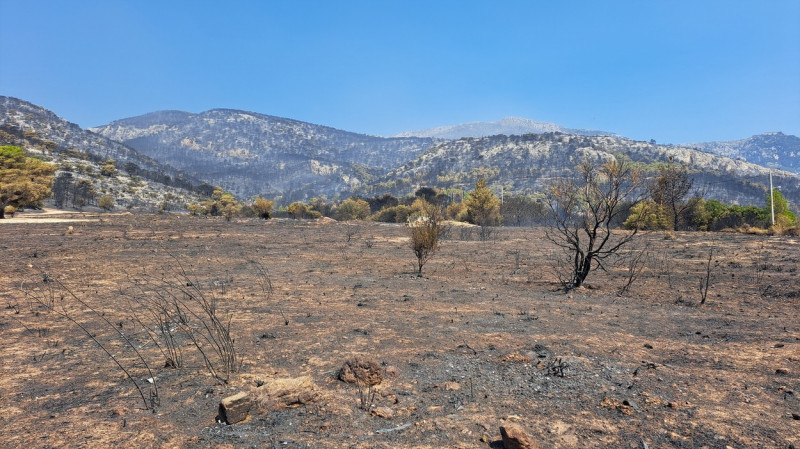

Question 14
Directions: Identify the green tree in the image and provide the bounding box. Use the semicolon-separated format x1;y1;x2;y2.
334;198;371;221
193;187;242;219
650;161;693;231
71;179;96;209
445;200;468;222
287;202;307;219
371;204;412;223
465;178;501;227
253;197;274;219
768;188;796;228
100;159;117;177
308;197;333;217
98;194;115;211
623;200;668;230
0;145;57;218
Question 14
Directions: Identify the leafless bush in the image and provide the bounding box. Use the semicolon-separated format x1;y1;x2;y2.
478;225;495;242
545;357;569;377
618;250;648;296
19;272;159;410
699;249;713;305
544;158;644;290
251;259;287;325
509;250;522;275
458;227;474;241
358;382;377;411
340;224;363;261
126;254;242;383
659;250;674;289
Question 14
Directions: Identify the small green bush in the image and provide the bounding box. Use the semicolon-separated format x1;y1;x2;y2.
371;205;412;223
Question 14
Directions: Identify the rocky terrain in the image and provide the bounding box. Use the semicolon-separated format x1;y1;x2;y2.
91;109;436;201
0;214;798;448
687;132;800;177
375;133;800;206
91;107;800;207
0;96;204;212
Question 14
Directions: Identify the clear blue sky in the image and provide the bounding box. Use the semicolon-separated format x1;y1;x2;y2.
1;1;798;143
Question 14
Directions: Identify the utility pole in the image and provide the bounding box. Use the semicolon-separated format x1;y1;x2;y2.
769;170;775;226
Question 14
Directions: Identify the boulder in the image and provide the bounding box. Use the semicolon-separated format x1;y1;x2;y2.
255;376;318;411
500;423;539;449
218;391;251;424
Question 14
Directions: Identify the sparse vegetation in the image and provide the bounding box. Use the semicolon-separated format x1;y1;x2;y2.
408;198;445;275
3;214;799;448
287;201;321;219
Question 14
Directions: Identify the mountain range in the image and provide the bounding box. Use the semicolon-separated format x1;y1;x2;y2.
91;109;435;202
370;133;799;207
2;95;798;211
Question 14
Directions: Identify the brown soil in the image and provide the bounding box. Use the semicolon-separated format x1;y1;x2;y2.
1;214;798;448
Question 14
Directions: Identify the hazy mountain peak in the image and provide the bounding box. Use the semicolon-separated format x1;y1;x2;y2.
394;117;617;139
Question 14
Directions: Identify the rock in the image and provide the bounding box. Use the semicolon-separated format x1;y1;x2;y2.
792;412;800;420
601;397;634;415
502;352;533;363
444;381;461;391
338;357;383;386
218;391;251;424
500;423;539;449
371;406;394;419
643;343;653;349
775;368;790;375
254;376;318;411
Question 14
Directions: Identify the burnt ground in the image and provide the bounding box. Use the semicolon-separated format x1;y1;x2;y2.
0;213;798;448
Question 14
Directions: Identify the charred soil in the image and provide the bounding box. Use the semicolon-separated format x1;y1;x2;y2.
1;214;798;448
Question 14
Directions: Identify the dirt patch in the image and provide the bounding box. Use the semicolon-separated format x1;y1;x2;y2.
1;214;798;448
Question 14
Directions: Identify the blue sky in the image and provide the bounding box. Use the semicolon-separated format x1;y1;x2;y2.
1;1;798;143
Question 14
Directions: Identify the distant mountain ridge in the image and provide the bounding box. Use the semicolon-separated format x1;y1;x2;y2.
4;96;799;211
91;109;437;201
366;133;800;207
394;117;620;139
687;132;800;176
